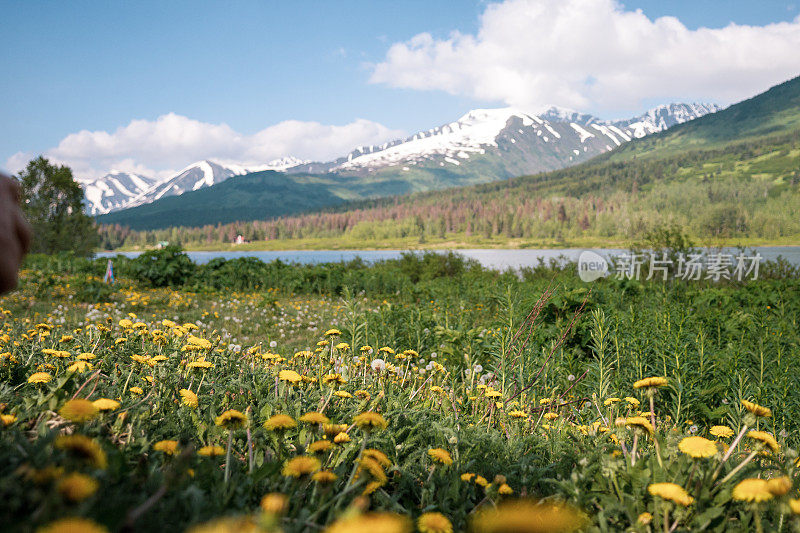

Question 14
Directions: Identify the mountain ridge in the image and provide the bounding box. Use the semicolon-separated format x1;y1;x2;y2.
84;157;308;214
91;102;717;220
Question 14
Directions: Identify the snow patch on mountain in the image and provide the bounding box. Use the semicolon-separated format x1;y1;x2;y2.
332;102;719;173
83;156;309;214
83;172;158;215
334;108;539;171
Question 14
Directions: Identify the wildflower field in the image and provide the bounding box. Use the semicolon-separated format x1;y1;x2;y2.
1;250;799;532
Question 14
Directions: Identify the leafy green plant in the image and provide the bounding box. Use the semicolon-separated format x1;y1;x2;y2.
129;245;196;287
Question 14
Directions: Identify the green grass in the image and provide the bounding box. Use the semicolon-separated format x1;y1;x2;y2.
1;252;800;531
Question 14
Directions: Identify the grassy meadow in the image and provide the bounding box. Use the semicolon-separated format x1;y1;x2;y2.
1;250;800;532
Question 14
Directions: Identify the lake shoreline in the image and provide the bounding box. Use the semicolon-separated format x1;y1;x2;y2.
96;246;800;269
100;237;800;254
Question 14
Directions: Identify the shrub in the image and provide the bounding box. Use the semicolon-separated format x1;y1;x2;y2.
129;245;195;287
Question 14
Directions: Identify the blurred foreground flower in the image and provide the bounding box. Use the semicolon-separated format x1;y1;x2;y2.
470;500;586;532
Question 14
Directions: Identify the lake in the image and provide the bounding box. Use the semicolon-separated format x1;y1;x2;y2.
96;247;800;270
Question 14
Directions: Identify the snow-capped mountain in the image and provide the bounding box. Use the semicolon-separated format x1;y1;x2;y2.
126;160;245;208
612;103;722;137
84;157;309;214
326;103;720;175
83;172;158;215
86;103;718;215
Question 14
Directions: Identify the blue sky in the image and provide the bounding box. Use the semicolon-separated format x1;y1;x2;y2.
2;0;799;179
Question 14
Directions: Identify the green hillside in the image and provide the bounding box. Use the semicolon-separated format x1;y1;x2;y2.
611;75;800;159
97;172;350;231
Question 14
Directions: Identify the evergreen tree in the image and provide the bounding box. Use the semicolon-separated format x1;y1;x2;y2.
17;156;98;255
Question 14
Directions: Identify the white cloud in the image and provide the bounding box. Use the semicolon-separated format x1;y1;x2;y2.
5;113;403;181
370;0;800;114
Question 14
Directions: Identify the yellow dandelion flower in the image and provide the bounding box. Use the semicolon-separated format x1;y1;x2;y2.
186;517;257;533
323;373;346;385
312;470;338;484
418;512;452;533
278;369;302;384
264;414;297;431
28;372;52;384
309;440;334;453
742;400;772;418
789;499;800;515
633;376;668;389
92;398;120;411
461;473;476;482
648;483;694;506
179;389;198;408
129;386;144;395
260;493;288;514
325;512;411;533
498;483;514;495
638;512;653;525
471;500;586;533
130;354;152;365
299;411;330;425
427;448;453;466
282;455;321;477
324;328;341;336
55;435;107;469
215;409;247;429
362;480;386;495
38;518;108;533
363;449;392;468
624;397;641;407
57;472;99;502
732;478;773;502
678;436;717;458
474;475;489;487
356;457;387;483
198;445;225;457
59;399;99;423
153;440;179;455
766;476;792;496
333;432;351;444
323;423;348;439
187;335;212;349
543;412;559;420
710;425;734;438
1;414;17;426
625;416;654;435
67;360;93;373
354;411;388;431
747;430;780;452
